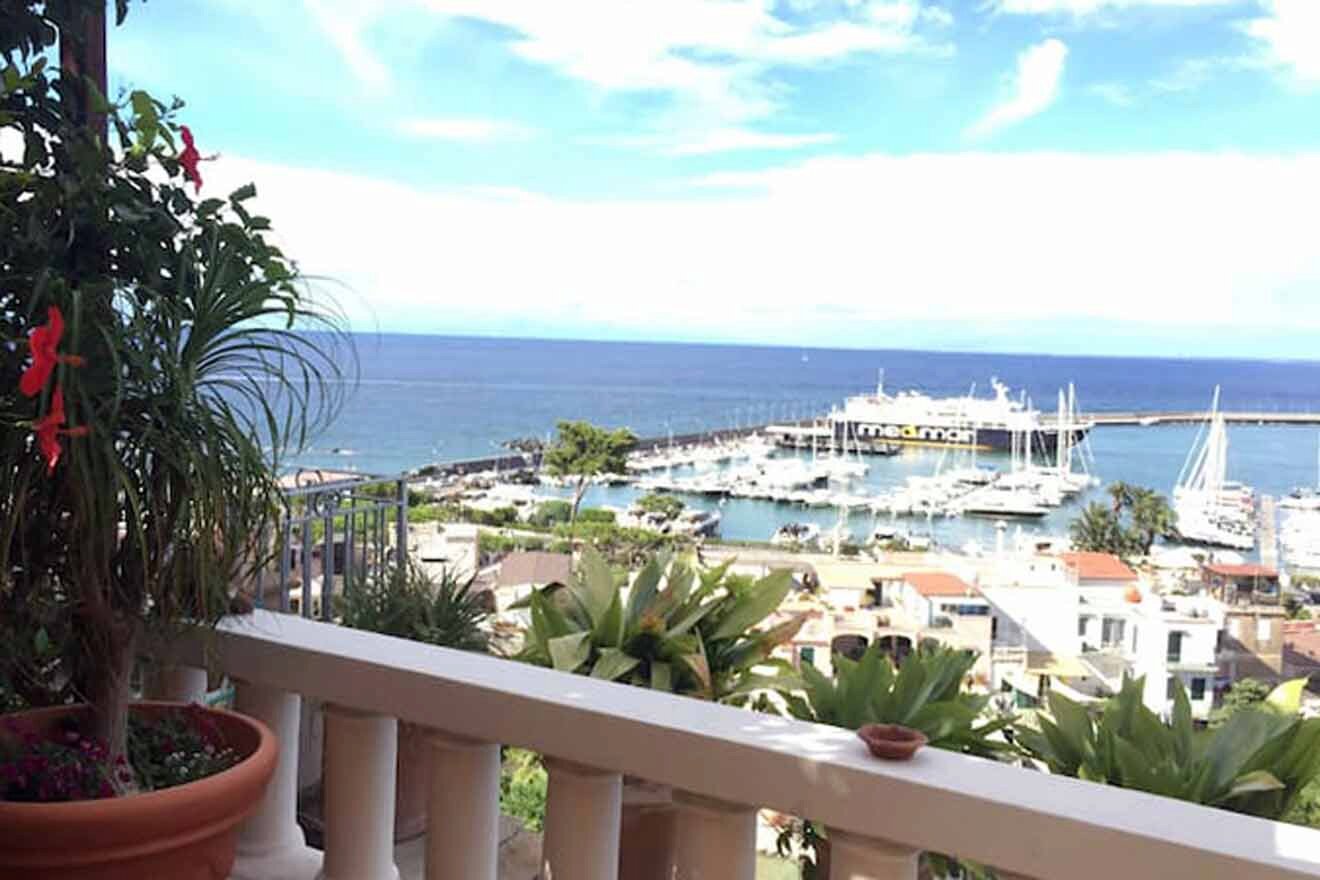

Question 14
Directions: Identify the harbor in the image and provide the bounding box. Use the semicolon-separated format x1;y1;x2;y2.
390;377;1320;569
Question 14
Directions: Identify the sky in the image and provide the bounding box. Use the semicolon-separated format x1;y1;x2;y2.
102;0;1320;358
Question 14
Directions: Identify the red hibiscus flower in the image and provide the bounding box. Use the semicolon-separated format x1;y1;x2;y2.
179;126;203;193
33;386;89;475
20;306;83;398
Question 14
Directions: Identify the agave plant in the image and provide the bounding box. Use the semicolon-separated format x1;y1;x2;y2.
1017;676;1320;820
516;547;802;703
337;563;490;653
784;640;1013;758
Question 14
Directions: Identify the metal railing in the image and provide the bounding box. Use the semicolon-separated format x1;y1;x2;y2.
258;474;410;620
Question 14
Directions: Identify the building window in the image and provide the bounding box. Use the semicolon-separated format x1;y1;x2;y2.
1167;631;1184;663
800;646;815;668
991;616;998;640
1078;616;1089;637
1258;618;1272;642
1102;617;1125;648
1167;676;1177;701
1191;677;1206;700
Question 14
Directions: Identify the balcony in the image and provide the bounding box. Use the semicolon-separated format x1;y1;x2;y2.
157;609;1320;880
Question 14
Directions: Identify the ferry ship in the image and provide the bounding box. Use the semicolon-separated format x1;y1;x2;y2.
827;378;1090;456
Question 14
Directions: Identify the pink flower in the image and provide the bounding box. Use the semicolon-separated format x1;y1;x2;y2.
179;126;203;193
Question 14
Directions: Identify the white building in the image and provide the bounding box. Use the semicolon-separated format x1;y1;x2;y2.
983;551;1223;720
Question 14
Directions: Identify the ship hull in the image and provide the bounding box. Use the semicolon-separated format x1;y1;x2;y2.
833;421;1089;455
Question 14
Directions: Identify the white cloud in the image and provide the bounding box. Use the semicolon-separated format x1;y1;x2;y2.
202;150;1320;345
989;0;1234;14
1242;0;1320;87
668;129;839;155
423;0;950;123
966;39;1068;139
598;128;840;156
1089;82;1135;105
398;118;536;142
303;0;396;89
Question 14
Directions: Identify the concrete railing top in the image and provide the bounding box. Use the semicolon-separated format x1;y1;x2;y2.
184;610;1320;880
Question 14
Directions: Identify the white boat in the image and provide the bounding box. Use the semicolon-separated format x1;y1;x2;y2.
1172;387;1254;550
674;508;721;538
955;485;1051;519
771;522;821;547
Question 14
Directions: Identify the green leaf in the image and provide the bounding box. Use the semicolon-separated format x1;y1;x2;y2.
1220;770;1285;803
1266;679;1307;716
624;553;666;629
592;591;625;649
651;661;673;692
548;632;590;672
569;546;618;626
710;569;793;641
229;183;258;203
33;627;49;655
591;648;641;681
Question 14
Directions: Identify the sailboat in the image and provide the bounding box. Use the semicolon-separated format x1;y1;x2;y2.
1172;387;1255;550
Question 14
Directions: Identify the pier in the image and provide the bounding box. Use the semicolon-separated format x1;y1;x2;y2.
1064;411;1320;427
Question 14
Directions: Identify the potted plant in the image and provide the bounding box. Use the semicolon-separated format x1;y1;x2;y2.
0;2;346;876
334;562;491;841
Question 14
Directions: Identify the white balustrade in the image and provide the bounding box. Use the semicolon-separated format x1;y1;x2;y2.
672;791;757;880
231;682;322;880
543;758;622;880
424;731;501;880
317;704;399;880
826;828;919;880
170;611;1320;880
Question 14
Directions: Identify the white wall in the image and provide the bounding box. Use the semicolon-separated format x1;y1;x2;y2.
983;585;1081;656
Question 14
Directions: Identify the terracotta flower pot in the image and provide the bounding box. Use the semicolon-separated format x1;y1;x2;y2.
857;723;928;760
0;700;277;880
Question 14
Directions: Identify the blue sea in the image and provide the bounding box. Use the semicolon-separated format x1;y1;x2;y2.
290;334;1320;548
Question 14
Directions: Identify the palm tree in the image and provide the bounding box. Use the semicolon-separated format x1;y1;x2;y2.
1130;489;1177;555
1107;481;1138;516
1069;502;1124;554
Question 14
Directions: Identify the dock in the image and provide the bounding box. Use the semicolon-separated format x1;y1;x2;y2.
1259;495;1279;570
1066;411;1320;427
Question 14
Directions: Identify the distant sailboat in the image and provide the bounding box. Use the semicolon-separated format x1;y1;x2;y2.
1172;386;1254;550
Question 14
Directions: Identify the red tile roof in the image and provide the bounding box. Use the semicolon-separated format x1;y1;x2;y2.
1205;563;1278;578
903;571;978;598
1059;552;1136;582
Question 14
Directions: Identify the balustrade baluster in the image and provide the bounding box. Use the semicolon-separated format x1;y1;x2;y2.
672;790;757;880
542;758;622;880
826;828;920;880
318;705;399;880
424;731;501;880
231;682;322;880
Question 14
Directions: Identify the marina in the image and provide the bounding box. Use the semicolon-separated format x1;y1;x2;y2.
397;376;1320;568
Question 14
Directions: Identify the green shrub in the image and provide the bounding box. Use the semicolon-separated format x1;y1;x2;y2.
577;507;616;525
636;492;684;520
500;748;548;831
530;500;573;527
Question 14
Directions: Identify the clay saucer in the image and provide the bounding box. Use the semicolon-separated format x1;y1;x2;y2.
857;723;928;760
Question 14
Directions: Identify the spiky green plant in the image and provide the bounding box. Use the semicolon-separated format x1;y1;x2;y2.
338;563;490;654
784;640;1012;758
1017;676;1320;820
517;547;802;703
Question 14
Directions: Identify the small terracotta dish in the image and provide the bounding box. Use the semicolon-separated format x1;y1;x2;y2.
857;723;928;760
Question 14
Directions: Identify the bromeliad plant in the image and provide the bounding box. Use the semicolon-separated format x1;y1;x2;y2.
785;640;1013;758
0;0;346;779
1017;676;1320;820
517;547;803;703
